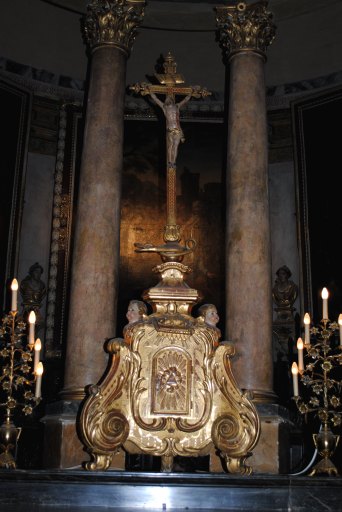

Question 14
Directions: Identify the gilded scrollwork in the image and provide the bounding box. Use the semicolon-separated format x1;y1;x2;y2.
83;0;145;55
79;348;132;468
80;261;260;473
211;345;260;473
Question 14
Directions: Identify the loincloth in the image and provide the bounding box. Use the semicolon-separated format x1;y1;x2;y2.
167;127;185;142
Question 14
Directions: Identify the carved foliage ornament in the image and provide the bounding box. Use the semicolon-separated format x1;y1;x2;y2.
215;1;276;58
83;0;146;54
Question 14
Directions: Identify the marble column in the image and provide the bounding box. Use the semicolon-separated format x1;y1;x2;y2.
215;0;276;402
42;0;145;468
215;2;294;474
63;0;145;399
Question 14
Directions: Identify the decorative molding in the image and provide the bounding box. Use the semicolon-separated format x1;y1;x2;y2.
215;1;276;60
0;70;84;103
2;57;342;114
82;0;146;55
45;105;67;358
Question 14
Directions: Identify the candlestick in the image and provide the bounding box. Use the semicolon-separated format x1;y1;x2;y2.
28;311;36;346
338;314;342;347
297;337;304;372
10;279;18;312
322;287;329;320
33;338;41;374
35;362;43;398
292;311;342;476
291;362;299;396
1;282;44;469
303;313;310;345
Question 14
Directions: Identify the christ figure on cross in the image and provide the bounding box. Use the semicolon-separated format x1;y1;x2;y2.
148;91;195;167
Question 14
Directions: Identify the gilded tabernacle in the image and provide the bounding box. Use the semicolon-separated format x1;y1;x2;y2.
79;53;260;475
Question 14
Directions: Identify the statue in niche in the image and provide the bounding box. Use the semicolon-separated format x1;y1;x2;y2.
20;262;46;332
272;265;298;322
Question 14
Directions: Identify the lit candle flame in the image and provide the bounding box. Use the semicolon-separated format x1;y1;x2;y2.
10;279;19;312
304;313;311;345
321;287;329;300
297;338;304;372
321;287;329;320
34;338;42;373
291;362;299;397
11;279;18;291
35;362;43;399
29;311;36;324
28;311;36;346
36;362;44;376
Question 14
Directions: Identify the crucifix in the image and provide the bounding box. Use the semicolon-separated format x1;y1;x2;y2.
130;52;211;258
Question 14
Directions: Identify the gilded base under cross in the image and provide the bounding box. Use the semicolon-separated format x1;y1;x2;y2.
80;262;260;474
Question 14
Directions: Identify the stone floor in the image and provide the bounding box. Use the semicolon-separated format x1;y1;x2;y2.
0;470;342;511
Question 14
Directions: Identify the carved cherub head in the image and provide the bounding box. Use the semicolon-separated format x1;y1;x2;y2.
197;303;219;327
126;300;147;324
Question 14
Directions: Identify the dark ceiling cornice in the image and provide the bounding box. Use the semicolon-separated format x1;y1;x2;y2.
42;0;223;15
41;0;339;21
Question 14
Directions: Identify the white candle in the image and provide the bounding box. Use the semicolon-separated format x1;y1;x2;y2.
291;362;299;397
304;313;311;345
28;311;36;346
338;314;342;347
322;287;329;320
297;337;304;372
34;338;41;373
11;279;18;312
35;362;43;398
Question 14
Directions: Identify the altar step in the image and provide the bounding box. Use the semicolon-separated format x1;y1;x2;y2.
0;470;341;511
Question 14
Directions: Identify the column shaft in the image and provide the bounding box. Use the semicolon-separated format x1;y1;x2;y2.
225;51;273;397
42;0;145;468
63;46;126;396
215;1;276;401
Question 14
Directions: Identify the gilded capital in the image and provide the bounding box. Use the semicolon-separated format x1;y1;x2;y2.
83;0;145;55
215;1;276;59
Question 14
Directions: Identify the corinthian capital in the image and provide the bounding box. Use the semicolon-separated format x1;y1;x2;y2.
83;0;145;55
215;1;276;60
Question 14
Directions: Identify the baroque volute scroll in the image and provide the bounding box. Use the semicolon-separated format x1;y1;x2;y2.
80;54;260;474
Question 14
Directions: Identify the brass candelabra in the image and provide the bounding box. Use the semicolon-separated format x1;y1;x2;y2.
0;279;43;468
292;289;342;476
